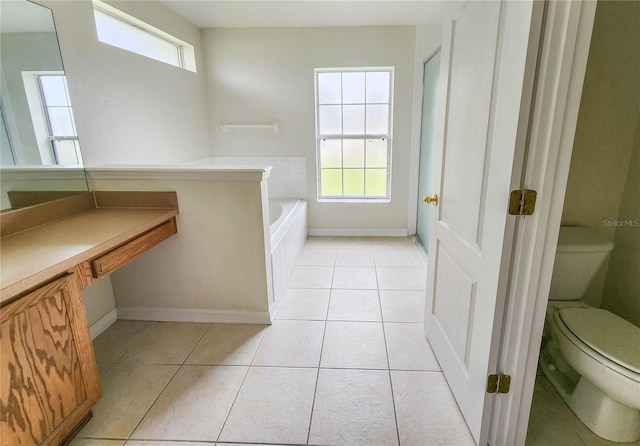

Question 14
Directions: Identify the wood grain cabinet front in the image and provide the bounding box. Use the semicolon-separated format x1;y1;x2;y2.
0;274;102;446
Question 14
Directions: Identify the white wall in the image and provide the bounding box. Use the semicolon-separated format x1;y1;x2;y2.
83;278;117;339
36;0;212;166
202;26;418;234
560;0;639;307
187;156;307;198
87;169;274;324
33;0;214;327
602;117;640;326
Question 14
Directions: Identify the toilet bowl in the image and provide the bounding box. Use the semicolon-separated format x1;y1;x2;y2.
548;306;640;442
539;226;640;442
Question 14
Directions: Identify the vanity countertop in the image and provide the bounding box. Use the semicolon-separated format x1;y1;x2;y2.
0;192;178;304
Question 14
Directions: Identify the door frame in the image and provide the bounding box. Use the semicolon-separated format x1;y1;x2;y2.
408;26;445;237
414;48;441;249
488;1;598;444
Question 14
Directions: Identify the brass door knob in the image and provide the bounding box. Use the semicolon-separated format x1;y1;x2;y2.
423;194;438;206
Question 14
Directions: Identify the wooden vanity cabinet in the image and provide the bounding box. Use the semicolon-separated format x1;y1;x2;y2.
0;191;179;445
0;273;101;446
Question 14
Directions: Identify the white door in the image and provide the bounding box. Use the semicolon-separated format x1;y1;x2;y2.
423;1;541;444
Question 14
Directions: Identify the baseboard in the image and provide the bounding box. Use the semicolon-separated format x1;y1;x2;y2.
308;228;409;237
116;306;272;324
89;308;118;339
268;300;281;322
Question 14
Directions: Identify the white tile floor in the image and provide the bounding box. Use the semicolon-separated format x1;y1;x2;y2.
71;236;476;446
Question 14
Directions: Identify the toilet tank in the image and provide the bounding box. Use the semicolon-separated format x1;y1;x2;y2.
549;227;614;300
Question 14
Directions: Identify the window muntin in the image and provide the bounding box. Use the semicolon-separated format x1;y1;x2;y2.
92;0;196;72
37;74;82;165
316;68;393;201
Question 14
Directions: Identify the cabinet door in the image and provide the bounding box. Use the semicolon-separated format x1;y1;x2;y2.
1;274;102;445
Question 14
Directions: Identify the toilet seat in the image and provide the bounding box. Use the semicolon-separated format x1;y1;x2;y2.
556;308;640;380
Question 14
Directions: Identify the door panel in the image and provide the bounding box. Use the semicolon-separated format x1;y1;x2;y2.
439;5;500;248
432;243;477;368
423;1;539;444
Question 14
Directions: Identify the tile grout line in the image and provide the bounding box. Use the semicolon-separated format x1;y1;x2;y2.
92;238;427;445
84;320;159;442
374;242;403;446
305;318;329;446
110;320;157;367
214;323;269;444
124;322;213;443
305;253;335;445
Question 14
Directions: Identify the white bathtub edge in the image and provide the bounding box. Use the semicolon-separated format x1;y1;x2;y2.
269;200;307;316
270;198;305;249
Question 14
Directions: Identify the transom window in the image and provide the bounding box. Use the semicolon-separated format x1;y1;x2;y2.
92;0;196;72
315;68;393;201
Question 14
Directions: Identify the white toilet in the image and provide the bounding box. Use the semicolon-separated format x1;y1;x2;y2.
540;226;640;443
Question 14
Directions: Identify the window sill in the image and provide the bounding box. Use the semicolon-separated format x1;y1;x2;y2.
317;198;391;204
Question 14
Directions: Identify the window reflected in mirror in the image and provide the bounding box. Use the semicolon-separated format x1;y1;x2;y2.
0;0;88;212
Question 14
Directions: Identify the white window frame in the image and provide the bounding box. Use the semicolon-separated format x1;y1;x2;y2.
92;0;196;72
36;74;82;165
22;71;84;165
315;67;394;202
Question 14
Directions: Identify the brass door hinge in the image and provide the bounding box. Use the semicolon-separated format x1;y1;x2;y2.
487;373;511;394
509;189;537;216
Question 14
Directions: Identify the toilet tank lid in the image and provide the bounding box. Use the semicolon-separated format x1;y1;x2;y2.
559;308;640;373
557;227;614;253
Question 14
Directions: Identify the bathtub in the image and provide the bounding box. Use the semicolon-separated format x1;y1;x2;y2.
268;198;307;307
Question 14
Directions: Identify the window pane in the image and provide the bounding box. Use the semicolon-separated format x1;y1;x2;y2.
343;105;364;135
366;104;389;134
365;169;388;197
344;169;365;196
52;139;81;165
320;139;342;168
366;139;388;168
48;107;76;136
40;76;69;106
318;105;342;134
315;68;393;200
318;72;341;104
95;9;181;67
321;169;342;196
342;72;365;104
366;71;390;103
343;139;364;168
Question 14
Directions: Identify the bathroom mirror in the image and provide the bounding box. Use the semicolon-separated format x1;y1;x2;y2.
0;0;88;212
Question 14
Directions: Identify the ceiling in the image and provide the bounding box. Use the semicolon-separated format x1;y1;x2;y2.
158;1;466;28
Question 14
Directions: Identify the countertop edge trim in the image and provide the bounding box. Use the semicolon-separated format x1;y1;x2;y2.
1;209;178;305
86;166;272;182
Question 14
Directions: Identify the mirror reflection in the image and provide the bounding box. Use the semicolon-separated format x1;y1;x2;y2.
1;0;88;211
